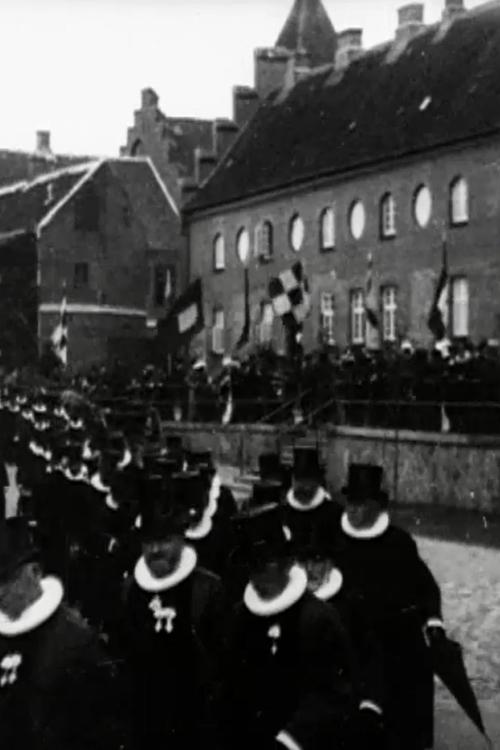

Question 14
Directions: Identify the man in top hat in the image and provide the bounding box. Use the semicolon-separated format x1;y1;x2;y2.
336;463;445;750
0;518;116;750
122;475;226;750
282;448;342;562
224;502;357;750
185;450;237;525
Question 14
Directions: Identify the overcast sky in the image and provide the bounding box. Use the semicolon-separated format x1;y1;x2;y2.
0;0;484;156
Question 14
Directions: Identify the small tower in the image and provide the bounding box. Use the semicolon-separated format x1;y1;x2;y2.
275;0;337;68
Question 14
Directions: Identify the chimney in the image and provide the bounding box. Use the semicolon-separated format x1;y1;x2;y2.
233;86;260;129
254;47;295;99
396;4;425;42
141;87;159;109
194;148;217;185
213;119;239;159
35;130;52;157
442;0;465;20
335;29;363;71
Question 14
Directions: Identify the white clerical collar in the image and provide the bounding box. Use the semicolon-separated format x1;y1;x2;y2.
69;419;84;430
0;577;63;637
185;510;213;540
244;565;308;617
341;511;390;540
89;473;111;494
64;468;88;483
134;546;197;593
314;567;343;601
286;486;330;512
207;473;221;518
117;449;132;470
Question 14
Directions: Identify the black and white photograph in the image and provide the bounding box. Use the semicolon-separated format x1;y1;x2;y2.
0;0;499;747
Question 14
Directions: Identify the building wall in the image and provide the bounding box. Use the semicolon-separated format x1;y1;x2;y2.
38;166;149;367
188;137;500;356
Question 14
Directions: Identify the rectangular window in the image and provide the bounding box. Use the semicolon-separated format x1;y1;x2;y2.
320;292;335;344
451;277;469;337
382;286;397;342
153;265;176;307
212;308;225;354
350;289;365;344
320;207;336;251
73;262;89;289
259;302;274;344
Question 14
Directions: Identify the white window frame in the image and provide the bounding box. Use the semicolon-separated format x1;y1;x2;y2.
256;221;273;261
213;234;225;271
259;303;274;344
451;277;469;338
382;286;397;342
320;207;336;251
380;193;396;238
320;292;335;344
211;308;225;353
450;177;469;226
351;290;365;344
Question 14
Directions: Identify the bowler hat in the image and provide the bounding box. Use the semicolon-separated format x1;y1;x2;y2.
0;519;39;583
342;464;388;506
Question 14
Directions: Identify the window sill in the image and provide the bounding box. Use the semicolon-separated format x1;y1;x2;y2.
380;232;397;241
319;245;335;253
449;219;469;228
213;267;226;274
258;254;274;265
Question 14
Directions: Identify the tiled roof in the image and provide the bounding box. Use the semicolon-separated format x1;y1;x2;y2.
275;0;336;67
187;2;500;213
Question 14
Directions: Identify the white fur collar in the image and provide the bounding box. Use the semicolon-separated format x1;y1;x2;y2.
185;510;213;540
314;567;343;601
22;410;34;422
286;486;330;512
341;511;390;540
64;468;88;483
8;405;20;413
244;565;308;617
0;577;63;637
33;404;47;414
89;473;110;494
117;449;132;470
134;546;197;593
207;473;221;517
106;494;119;511
69;419;84;430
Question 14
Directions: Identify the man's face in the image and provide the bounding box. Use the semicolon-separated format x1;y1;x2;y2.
250;560;290;601
346;499;381;529
293;477;319;505
143;536;184;579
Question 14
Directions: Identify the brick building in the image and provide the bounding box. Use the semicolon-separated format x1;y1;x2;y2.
184;0;500;362
0;157;183;368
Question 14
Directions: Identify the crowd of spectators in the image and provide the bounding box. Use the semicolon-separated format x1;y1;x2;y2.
5;338;500;434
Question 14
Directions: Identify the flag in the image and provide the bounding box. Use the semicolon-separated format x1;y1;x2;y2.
236;267;250;350
268;261;311;331
365;253;379;329
157;278;204;353
428;241;449;340
51;295;68;366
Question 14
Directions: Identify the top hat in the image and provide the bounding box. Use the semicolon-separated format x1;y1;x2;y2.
0;519;39;583
292;448;323;481
258;453;290;484
170;471;208;524
342;464;388;506
235;504;289;567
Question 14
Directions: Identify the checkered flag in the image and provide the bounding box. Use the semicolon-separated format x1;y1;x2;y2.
51;295;68;366
268;261;311;330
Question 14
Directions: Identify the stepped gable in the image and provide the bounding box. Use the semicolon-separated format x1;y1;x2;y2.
186;2;500;212
276;0;337;67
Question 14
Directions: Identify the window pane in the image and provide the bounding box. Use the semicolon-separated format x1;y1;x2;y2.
451;178;469;224
321;208;335;250
452;278;469;337
213;234;225;270
381;194;396;237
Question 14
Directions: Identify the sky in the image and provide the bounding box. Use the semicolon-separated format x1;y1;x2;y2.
0;0;485;156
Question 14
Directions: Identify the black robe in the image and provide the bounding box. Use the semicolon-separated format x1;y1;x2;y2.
0;599;116;750
122;564;227;750
335;521;442;750
282;491;343;560
225;589;357;750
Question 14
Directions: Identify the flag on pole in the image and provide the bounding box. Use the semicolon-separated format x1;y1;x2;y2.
157;277;204;353
364;253;379;329
236;267;250;350
268;261;311;331
428;240;449;340
51;295;68;366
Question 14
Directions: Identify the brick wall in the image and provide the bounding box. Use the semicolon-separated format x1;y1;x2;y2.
188;137;500;357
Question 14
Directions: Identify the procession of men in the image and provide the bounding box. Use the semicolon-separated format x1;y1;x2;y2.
0;384;487;750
